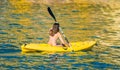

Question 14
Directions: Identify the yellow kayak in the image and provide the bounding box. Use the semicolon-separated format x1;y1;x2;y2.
21;41;96;52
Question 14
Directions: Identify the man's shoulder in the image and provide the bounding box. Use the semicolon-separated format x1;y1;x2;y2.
49;28;52;31
57;32;62;36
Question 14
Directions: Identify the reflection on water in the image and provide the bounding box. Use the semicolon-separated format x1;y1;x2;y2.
0;0;120;69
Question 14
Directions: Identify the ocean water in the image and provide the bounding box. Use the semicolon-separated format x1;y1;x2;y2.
0;0;120;70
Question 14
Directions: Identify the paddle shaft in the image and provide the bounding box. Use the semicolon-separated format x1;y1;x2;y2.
47;7;70;46
59;27;69;44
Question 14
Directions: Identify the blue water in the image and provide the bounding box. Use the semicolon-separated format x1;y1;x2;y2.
0;0;120;70
0;44;119;70
0;45;120;70
0;50;120;70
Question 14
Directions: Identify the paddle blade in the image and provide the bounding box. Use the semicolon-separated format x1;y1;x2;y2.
47;7;57;22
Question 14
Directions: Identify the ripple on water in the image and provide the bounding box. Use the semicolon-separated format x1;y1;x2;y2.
0;49;20;54
72;63;89;67
72;10;80;12
37;65;46;70
10;14;22;19
90;35;101;39
0;44;20;54
9;23;23;28
90;61;119;69
67;59;76;62
79;55;96;59
36;38;43;40
110;46;120;49
0;31;8;34
0;56;21;59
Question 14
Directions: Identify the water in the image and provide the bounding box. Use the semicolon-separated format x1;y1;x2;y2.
0;0;120;70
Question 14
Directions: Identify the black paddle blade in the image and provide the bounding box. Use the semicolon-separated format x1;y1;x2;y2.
47;7;57;22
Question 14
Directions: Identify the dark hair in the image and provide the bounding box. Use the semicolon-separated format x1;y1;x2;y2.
49;22;60;36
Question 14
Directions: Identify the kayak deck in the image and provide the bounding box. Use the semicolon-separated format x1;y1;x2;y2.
21;41;96;52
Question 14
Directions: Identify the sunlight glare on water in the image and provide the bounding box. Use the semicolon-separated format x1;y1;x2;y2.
0;0;120;70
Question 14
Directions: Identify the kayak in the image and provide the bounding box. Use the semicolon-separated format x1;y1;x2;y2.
21;41;96;52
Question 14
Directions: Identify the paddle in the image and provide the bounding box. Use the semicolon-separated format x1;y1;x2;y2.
47;7;71;47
